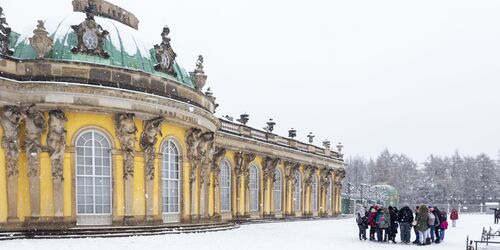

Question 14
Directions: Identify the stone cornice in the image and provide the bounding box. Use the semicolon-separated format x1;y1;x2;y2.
0;77;219;132
0;56;215;112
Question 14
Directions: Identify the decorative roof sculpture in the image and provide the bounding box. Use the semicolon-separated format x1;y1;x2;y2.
191;55;208;90
29;20;53;59
70;1;110;58
154;26;177;77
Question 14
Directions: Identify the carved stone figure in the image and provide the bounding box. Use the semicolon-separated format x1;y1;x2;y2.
153;26;177;76
47;110;67;182
198;132;215;166
0;7;13;56
113;113;137;180
304;165;317;186
211;146;226;187
234;151;243;185
24;104;46;177
243;153;256;191
71;2;110;59
140;117;164;181
190;55;207;90
335;168;346;180
0;106;24;177
269;157;281;183
284;161;300;182
185;128;202;184
320;168;333;190
186;128;201;161
262;156;281;190
29;20;53;59
197;132;214;184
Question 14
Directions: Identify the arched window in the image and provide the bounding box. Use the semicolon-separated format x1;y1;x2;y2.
312;175;318;212
249;164;259;212
294;171;302;211
220;160;231;212
274;168;282;211
162;140;180;214
327;181;332;210
76;130;112;215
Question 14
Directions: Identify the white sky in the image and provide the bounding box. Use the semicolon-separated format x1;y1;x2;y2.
4;0;500;162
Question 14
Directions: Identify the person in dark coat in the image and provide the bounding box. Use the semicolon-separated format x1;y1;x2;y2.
397;206;414;244
412;206;420;244
356;212;368;240
388;206;398;243
432;207;442;243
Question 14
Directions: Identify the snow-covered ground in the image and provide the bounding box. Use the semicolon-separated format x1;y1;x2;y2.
2;214;499;250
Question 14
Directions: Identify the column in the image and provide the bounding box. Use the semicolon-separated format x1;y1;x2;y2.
270;179;275;216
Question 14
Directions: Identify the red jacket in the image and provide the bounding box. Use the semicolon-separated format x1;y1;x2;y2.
450;210;458;220
368;211;378;227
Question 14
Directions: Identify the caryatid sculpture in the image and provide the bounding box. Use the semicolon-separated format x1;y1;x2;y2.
113;113;137;180
140;117;164;180
0;106;24;177
25;104;47;177
186;127;202;184
47;110;67;181
211;146;226;187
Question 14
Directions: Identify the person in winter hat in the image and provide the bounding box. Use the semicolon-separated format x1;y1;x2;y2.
356;212;368;240
438;209;448;241
450;208;458;227
415;204;430;245
397;206;414;244
388;206;398;243
375;207;390;242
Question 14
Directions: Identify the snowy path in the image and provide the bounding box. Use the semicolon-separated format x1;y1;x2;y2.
1;214;499;250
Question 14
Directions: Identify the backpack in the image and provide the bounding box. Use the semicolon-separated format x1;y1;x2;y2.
428;213;435;226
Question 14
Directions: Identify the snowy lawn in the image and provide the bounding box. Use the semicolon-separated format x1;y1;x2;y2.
2;214;499;250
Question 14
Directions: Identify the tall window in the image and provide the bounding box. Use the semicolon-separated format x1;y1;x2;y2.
162;140;180;213
274;169;282;211
327;181;332;210
294;171;302;211
76;130;112;215
249;164;259;211
220;160;231;212
312;175;318;212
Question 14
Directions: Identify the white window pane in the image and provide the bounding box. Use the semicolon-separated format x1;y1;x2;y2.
76;130;112;215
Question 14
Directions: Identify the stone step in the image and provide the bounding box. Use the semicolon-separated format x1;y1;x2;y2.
0;222;239;241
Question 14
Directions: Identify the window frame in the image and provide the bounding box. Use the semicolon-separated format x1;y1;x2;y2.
249;164;259;212
220;160;232;212
274;168;282;211
161;139;181;214
75;129;113;216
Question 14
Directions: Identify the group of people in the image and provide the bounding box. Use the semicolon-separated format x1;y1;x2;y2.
356;204;459;246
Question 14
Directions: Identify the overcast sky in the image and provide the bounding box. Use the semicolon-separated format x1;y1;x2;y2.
4;0;500;163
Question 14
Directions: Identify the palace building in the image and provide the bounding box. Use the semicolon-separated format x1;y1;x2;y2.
0;0;345;231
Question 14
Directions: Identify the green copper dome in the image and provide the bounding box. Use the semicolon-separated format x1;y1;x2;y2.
9;12;195;88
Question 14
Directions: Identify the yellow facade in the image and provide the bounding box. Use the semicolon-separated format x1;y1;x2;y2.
0;2;345;229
